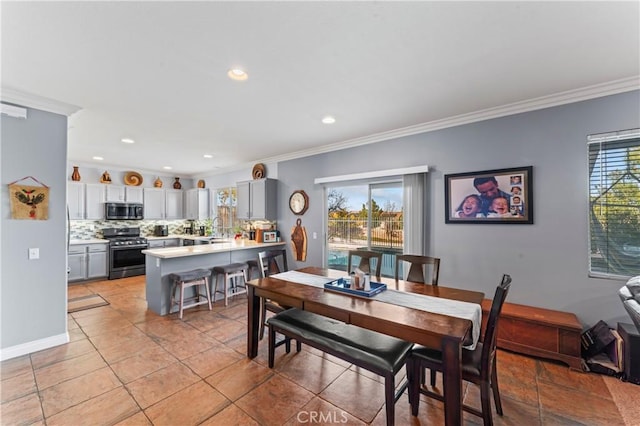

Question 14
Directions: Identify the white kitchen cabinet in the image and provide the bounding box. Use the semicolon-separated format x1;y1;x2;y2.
67;182;85;220
185;188;209;220
106;185;143;203
85;184;106;219
87;244;108;279
236;178;277;219
125;186;144;203
148;238;181;248
143;188;165;219
143;188;183;219
68;243;108;282
105;185;125;202
165;189;184;219
67;245;87;282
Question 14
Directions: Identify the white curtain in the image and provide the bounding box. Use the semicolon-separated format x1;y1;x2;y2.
403;173;427;255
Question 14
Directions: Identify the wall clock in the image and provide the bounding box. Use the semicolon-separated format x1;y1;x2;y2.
289;190;309;215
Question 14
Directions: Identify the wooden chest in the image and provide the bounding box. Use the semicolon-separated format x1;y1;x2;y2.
481;299;584;370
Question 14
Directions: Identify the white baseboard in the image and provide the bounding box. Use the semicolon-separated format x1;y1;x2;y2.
0;332;69;361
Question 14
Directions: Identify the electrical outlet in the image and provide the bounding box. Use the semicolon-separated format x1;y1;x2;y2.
313;232;317;239
28;248;39;260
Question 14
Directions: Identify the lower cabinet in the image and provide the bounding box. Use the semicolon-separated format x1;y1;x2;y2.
68;243;108;282
148;238;181;249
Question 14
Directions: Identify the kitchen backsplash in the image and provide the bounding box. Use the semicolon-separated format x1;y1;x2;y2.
69;220;192;239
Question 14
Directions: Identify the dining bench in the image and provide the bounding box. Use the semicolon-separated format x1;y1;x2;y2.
267;308;413;426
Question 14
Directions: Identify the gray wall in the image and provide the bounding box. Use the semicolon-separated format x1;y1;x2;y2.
1;105;69;358
275;91;640;328
1;91;638;359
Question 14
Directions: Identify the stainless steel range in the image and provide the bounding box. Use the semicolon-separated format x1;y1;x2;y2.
103;227;148;279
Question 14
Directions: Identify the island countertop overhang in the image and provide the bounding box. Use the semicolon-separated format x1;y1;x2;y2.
142;241;286;259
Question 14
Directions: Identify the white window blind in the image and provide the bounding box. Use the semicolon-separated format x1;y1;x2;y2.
588;128;640;278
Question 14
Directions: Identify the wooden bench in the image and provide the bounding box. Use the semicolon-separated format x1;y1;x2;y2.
481;299;584;370
267;308;413;426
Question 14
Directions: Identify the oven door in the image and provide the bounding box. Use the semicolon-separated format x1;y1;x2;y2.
109;245;147;279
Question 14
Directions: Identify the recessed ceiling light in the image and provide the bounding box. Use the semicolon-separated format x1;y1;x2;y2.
163;166;172;170
121;138;135;144
203;154;213;159
322;116;336;124
92;156;104;161
227;68;248;81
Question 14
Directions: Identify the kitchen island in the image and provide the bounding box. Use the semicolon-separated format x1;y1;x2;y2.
143;240;286;315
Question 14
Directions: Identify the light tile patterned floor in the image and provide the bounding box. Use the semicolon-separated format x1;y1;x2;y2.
1;276;638;425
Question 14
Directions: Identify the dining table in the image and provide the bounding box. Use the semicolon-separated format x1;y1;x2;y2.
246;266;484;426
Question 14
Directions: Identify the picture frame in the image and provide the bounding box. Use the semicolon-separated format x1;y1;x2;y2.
444;166;533;224
263;231;278;242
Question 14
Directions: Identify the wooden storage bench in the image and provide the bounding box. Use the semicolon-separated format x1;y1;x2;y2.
481;299;584;370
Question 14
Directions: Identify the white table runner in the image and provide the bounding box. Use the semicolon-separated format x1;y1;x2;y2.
269;271;481;349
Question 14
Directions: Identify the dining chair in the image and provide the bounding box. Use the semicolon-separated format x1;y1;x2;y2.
395;254;441;386
394;254;440;285
407;274;512;426
347;249;382;277
258;249;290;340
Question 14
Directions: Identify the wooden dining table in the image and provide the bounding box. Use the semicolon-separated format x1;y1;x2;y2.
246;266;484;426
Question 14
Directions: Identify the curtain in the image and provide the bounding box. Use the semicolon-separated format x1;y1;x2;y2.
403;173;427;255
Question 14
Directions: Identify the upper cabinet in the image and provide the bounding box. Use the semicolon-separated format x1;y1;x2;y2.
237;178;277;219
185;188;209;220
105;185;125;202
85;184;106;220
165;189;184;220
125;187;144;203
144;188;184;219
68;182;85;219
105;185;143;203
143;188;165;219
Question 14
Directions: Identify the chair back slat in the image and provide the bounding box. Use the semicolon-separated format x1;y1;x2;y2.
480;274;512;378
347;250;382;277
258;249;289;278
395;254;440;285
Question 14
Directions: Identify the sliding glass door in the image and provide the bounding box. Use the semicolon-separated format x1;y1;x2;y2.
326;181;403;277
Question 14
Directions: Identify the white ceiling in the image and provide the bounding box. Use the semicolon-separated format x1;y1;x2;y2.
2;1;639;177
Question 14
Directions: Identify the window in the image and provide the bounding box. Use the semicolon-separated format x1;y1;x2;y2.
588;129;640;278
213;187;237;237
326;181;403;277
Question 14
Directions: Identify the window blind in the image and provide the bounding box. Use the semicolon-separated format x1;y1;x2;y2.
588;128;640;278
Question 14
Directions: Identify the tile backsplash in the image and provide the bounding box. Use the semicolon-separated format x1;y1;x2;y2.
69;220;193;239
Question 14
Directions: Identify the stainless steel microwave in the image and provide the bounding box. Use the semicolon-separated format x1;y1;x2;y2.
105;202;143;220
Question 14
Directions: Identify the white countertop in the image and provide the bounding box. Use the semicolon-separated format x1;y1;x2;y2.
70;239;108;245
142;240;285;259
146;234;227;242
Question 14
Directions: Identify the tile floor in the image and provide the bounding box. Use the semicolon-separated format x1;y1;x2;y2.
2;276;639;425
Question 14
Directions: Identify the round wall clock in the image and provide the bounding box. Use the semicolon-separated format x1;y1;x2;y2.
289;190;309;215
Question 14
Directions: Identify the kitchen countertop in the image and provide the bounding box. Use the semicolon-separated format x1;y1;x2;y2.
70;239;108;245
146;234;222;240
143;240;285;259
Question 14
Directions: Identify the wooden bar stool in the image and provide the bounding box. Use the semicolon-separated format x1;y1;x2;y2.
212;262;249;306
168;268;213;319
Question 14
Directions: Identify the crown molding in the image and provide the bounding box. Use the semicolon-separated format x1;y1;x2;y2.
254;76;640;166
0;87;81;116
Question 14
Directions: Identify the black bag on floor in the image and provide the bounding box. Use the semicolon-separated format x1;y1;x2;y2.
581;320;615;358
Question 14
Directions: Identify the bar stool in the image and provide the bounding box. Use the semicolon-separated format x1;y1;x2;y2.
212;262;249;306
168;268;213;319
246;259;260;280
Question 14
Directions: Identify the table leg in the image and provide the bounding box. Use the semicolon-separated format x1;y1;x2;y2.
442;336;463;426
247;286;260;358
